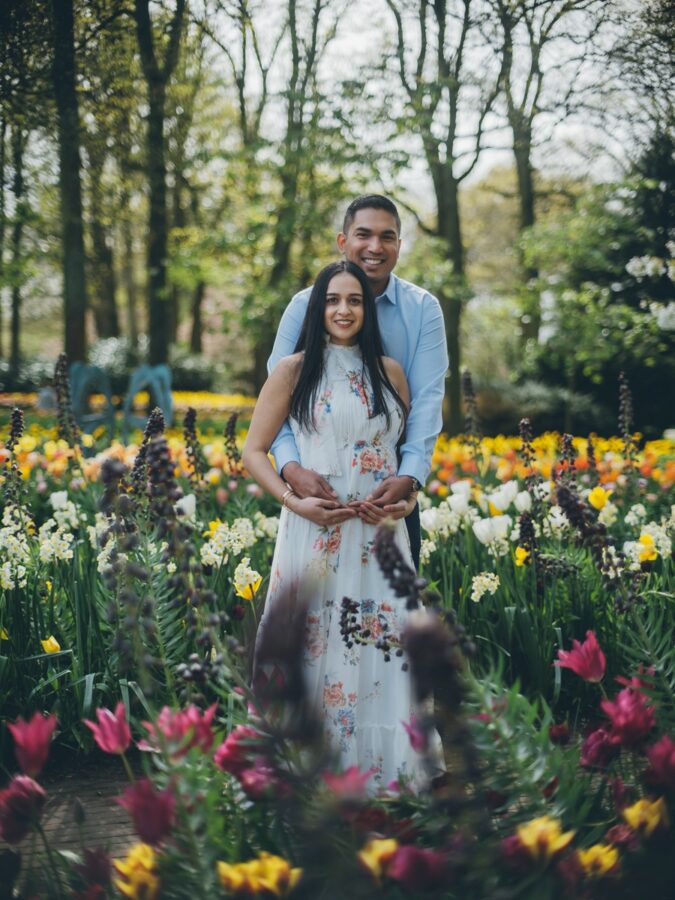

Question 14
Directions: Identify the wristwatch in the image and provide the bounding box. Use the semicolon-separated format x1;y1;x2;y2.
407;476;422;492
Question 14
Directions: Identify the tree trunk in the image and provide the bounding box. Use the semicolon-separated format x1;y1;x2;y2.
189;280;205;354
88;139;120;338
0;115;6;359
437;173;465;436
441;292;462;438
133;0;186;365
119;188;139;352
51;0;88;362
513;132;540;340
9;126;24;379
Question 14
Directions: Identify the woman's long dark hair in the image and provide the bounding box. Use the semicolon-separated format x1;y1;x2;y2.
290;260;407;432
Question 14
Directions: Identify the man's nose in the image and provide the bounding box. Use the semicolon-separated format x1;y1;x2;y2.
367;235;383;253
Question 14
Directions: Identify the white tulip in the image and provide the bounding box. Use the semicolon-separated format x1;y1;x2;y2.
514;490;532;512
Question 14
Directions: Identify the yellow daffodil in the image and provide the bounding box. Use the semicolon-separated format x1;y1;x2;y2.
204;519;223;538
638;533;658;562
357;838;399;883
588;486;611;510
516;815;575;863
40;635;61;653
514;546;531;567
577;844;619;878
233;557;263;601
114;843;159;900
623;796;669;837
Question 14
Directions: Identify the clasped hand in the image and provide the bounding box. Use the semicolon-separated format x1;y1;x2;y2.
283;463;416;526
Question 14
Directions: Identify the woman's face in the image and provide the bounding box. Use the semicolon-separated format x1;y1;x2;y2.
323;272;365;345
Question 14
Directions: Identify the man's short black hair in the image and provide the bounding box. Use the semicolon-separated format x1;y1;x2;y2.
342;194;401;235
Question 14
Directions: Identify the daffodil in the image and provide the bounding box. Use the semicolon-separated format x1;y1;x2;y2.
233;557;263;601
516;815;575;863
638;533;658;562
40;635;61;653
577;843;619;878
623;796;669;836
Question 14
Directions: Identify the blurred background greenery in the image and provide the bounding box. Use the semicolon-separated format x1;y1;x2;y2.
0;0;672;436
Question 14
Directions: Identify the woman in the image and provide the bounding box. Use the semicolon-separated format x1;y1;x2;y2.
243;260;425;785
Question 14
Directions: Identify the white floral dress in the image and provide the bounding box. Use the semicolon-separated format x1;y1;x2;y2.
258;341;428;787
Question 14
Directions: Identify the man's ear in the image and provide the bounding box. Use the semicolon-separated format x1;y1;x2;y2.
336;232;346;254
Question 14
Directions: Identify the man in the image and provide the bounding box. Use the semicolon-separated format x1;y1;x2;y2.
267;194;448;568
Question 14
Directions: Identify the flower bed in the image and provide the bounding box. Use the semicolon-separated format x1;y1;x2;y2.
0;369;673;898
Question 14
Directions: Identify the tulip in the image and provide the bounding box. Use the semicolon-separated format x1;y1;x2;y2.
580;727;620;769
8;711;57;777
358;838;399;884
322;765;374;801
84;703;131;755
516;815;575;864
40;635;61;653
113;843;159;900
117;779;175;846
0;775;47;844
214;724;262;776
645;735;675;791
402;714;428;753
622;796;669;837
577;844;619;879
548;722;570;745
387;845;448;891
140;704;216;756
588;486;611;509
601;688;655;747
554;630;606;683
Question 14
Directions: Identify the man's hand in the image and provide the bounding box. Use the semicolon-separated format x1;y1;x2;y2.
289;496;356;526
366;475;416;507
281;461;338;501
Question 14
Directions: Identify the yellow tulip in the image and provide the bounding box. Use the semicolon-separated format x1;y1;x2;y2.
40;635;61;653
0;627;9;640
623;796;669;837
588;486;611;510
515;546;530;567
638;533;658;562
357;838;399;883
114;843;160;900
577;844;619;878
516;815;575;863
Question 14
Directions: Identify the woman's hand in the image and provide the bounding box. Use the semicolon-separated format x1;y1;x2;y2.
288;495;357;526
349;493;418;524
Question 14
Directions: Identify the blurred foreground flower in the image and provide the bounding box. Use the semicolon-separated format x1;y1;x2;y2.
140;703;217;756
576;843;620;878
601;687;655;746
216;852;302;896
8;711;57;777
622;796;669;837
113;843;159;900
645;735;675;790
515;815;575;864
554;630;606;683
84;702;131;755
358;837;399;884
0;775;46;844
117;779;175;845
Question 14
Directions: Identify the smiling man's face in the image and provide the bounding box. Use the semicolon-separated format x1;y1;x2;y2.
336;208;401;296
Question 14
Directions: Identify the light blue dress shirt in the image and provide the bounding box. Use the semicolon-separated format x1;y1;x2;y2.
267;273;448;485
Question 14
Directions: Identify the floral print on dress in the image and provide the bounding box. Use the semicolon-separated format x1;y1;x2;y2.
346;370;373;413
352;439;396;482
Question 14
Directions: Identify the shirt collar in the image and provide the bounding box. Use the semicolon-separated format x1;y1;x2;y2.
375;274;397;305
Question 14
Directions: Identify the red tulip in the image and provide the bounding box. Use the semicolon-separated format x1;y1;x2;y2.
554;631;606;683
214;724;261;776
8;712;57;777
601;688;655;747
322;766;374;801
645;735;675;791
117;779;175;845
387;845;448;891
84;703;131;755
0;775;46;844
548;722;570;745
580;727;619;769
402;714;429;753
140;703;217;756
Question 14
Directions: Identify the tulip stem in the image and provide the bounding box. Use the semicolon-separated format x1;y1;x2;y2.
121;751;136;784
36;822;66;897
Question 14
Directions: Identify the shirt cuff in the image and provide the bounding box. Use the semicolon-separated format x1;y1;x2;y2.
272;436;301;477
398;454;428;487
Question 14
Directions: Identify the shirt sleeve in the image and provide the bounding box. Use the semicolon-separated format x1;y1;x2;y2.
267;292;310;474
397;293;448;485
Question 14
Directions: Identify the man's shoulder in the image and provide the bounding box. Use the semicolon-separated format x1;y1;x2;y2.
394;274;440;306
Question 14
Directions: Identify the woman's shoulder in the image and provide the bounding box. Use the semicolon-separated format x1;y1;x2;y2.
272;351;305;381
381;355;405;380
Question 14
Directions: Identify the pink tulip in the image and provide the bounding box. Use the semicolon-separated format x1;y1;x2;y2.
0;776;46;844
117;779;175;845
8;712;57;777
84;702;131;755
554;631;606;683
